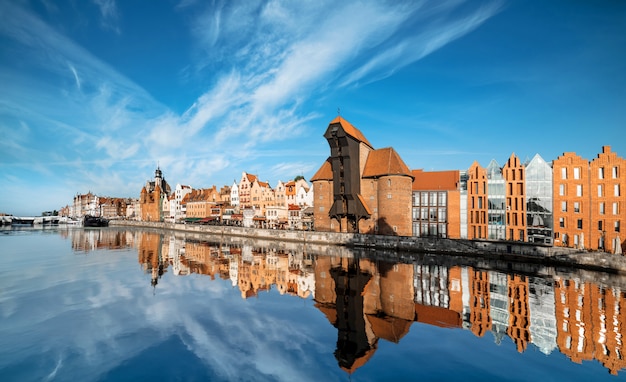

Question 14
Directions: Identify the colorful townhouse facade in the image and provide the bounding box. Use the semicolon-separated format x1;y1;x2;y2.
553;146;625;253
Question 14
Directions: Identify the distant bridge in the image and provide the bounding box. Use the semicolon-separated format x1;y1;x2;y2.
0;216;63;226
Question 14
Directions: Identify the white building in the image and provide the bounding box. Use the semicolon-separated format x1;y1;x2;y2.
175;184;192;222
230;181;239;209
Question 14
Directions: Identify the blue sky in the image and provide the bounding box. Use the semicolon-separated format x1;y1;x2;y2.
1;0;625;216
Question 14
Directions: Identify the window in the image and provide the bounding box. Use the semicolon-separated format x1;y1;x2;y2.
600;202;605;215
599;221;603;231
574;202;580;213
574;167;580;179
421;193;428;206
559;217;565;228
561;168;567;179
562;201;567;212
598;185;603;197
387;193;392;199
576;185;582;197
429;208;437;221
577;219;583;229
616;221;621;233
599;167;605;179
613;166;619;179
615;184;621;197
614;202;619;215
559;184;565;196
319;206;324;212
439;192;447;205
429;192;437;206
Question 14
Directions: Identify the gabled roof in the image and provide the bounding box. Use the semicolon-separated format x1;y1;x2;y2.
310;158;333;181
328;116;373;148
246;173;258;182
256;180;270;188
411;169;459;191
362;147;413;178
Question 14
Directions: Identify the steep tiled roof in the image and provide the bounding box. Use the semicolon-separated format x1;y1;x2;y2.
329;116;373;148
257;180;270;188
310;158;333;181
246;173;258;182
362;147;413;178
411;169;460;191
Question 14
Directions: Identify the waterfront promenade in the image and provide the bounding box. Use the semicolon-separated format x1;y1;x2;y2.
109;220;626;274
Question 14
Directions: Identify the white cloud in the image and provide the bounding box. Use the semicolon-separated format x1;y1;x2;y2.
0;0;502;213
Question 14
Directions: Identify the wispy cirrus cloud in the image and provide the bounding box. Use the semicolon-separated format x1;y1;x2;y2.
0;0;501;214
93;0;121;34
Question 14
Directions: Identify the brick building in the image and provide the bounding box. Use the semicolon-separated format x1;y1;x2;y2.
553;146;625;253
466;161;488;239
139;167;171;222
503;153;526;241
311;116;413;235
411;169;461;238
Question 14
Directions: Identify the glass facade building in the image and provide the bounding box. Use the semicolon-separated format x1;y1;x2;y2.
525;154;553;244
412;191;448;237
486;160;506;240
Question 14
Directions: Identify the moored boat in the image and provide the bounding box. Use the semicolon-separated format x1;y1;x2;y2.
83;215;109;227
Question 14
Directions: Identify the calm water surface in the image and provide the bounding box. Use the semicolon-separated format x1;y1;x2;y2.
1;227;625;381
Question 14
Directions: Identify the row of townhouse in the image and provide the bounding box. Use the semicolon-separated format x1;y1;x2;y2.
310;116;625;254
135;116;623;254
409;146;624;254
140;166;315;229
60;192;138;220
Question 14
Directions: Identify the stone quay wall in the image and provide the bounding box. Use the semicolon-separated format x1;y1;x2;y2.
109;220;626;273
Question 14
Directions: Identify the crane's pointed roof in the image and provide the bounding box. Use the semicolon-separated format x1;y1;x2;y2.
327;116;373;148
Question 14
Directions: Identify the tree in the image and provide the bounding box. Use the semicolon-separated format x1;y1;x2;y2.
294;175;305;182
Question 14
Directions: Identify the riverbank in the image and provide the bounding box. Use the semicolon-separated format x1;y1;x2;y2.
109;220;626;273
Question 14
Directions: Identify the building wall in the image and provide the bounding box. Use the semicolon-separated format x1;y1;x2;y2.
467;162;488;239
448;190;461;239
589;146;625;254
553;152;592;249
503;154;527;241
312;180;334;231
376;175;412;236
140;186;162;222
525;154;553;245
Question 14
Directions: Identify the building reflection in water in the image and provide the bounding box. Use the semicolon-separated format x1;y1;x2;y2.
68;229;135;253
122;230;626;376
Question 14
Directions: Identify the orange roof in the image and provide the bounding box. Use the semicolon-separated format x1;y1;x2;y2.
329;116;373;148
414;303;462;328
411;169;460;191
245;173;258;182
256;180;270;188
366;314;412;343
310;158;333;181
357;194;373;215
362;147;413;178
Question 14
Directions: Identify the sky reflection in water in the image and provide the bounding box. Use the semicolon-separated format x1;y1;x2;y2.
0;227;624;381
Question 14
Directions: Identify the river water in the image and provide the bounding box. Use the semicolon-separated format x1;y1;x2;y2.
1;227;625;381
